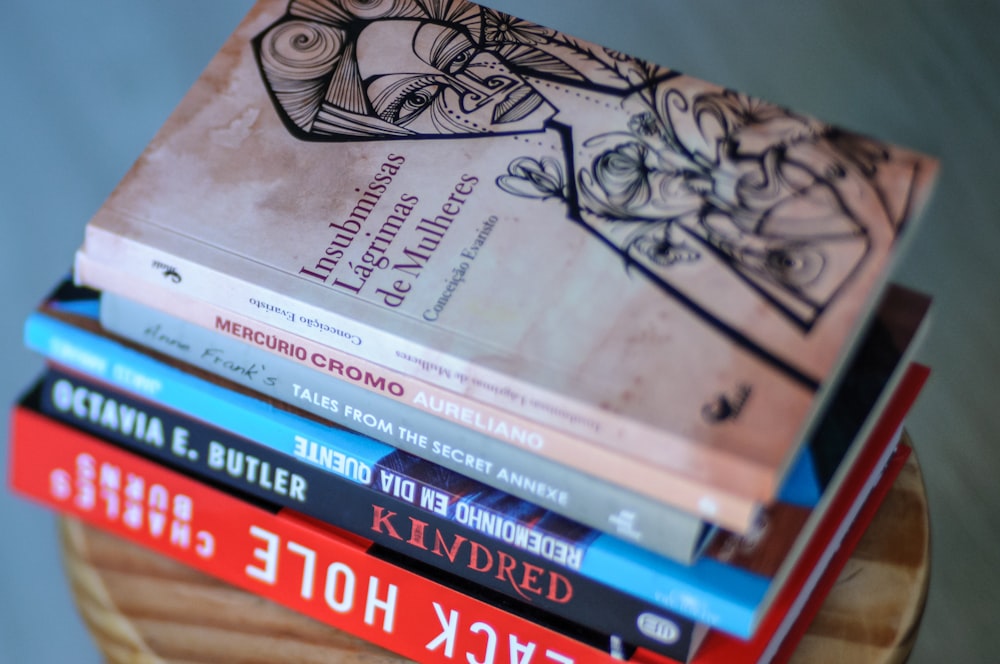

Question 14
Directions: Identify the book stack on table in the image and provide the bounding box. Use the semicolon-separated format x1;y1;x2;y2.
7;1;939;662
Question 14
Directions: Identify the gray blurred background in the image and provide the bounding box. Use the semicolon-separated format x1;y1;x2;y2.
2;2;998;662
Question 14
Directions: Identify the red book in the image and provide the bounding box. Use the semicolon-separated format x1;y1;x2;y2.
8;403;679;664
695;439;913;662
8;364;924;663
768;443;914;663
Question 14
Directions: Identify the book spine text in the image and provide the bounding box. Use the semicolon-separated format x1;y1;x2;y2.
22;307;760;635
9;405;677;664
76;231;771;527
38;368;704;661
99;285;713;562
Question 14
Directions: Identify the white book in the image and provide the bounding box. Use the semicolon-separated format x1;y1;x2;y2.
75;0;938;530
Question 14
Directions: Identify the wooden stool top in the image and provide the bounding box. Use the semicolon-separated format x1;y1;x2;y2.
58;450;928;664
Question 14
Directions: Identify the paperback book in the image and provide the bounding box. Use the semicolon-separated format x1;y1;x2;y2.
23;279;931;637
9;400;675;664
46;279;712;564
8;383;914;664
36;368;708;662
74;0;939;531
95;274;932;551
58;436;916;664
84;251;709;559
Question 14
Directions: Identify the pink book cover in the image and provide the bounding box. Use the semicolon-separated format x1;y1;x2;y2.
76;0;938;524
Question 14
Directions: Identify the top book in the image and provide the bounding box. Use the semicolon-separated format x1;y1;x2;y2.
75;0;937;531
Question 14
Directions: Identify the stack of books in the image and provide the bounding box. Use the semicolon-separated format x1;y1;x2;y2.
8;1;939;662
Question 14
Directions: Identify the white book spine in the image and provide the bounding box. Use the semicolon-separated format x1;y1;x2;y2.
99;286;717;562
77;224;769;530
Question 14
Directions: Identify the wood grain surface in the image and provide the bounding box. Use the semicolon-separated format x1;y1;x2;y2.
58;451;928;664
789;449;929;664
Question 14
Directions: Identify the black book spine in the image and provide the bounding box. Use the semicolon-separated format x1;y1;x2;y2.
38;368;701;662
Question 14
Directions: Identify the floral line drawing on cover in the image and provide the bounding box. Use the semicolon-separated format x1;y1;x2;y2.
251;0;928;390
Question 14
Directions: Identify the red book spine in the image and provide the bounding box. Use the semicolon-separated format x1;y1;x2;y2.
8;405;674;664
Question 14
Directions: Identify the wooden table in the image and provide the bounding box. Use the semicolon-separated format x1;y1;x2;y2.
58;451;929;664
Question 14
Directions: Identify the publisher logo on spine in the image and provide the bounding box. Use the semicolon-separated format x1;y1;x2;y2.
152;260;181;283
637;612;681;645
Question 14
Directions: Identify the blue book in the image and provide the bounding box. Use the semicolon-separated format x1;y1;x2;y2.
24;279;928;637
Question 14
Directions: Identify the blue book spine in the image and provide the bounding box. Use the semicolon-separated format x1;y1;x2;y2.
24;301;766;637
